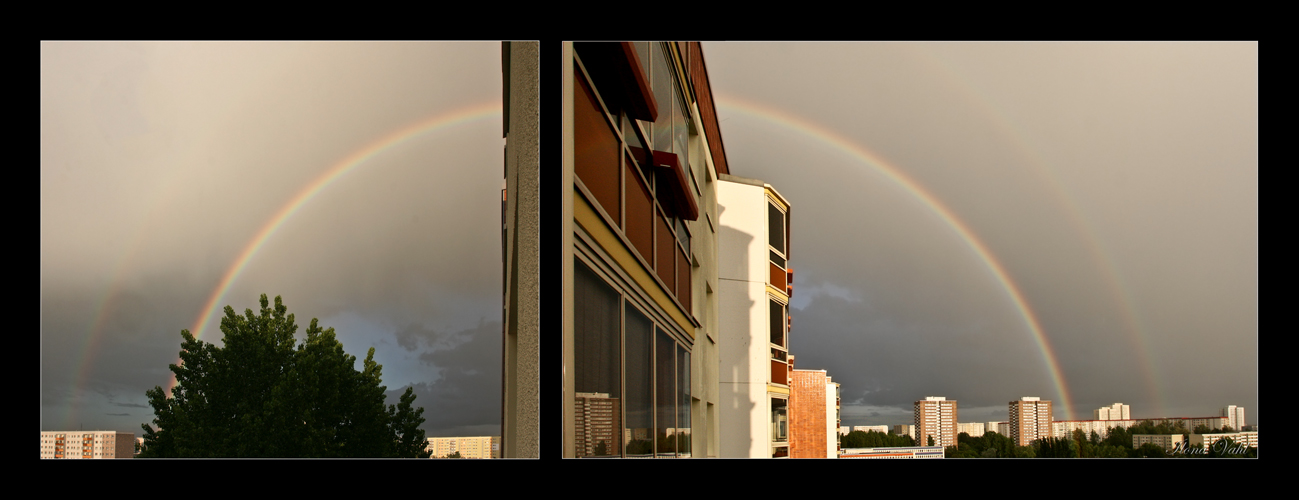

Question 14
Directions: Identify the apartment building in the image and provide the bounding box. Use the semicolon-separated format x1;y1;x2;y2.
790;368;840;458
1221;405;1246;430
1132;433;1183;452
914;397;958;448
40;431;134;459
1009;397;1053;447
1191;431;1258;450
1053;418;1135;439
425;436;501;459
562;42;732;458
841;446;944;459
717;173;793;458
957;422;986;437
1094;402;1131;421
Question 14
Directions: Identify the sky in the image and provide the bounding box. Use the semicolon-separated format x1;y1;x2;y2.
702;42;1257;427
40;41;504;438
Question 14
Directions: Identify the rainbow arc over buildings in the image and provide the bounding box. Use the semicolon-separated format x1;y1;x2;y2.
717;96;1077;419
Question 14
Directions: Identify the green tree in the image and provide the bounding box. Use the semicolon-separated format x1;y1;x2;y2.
447;451;463;458
139;294;431;458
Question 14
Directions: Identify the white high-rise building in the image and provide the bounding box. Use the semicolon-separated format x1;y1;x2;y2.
958;422;986;437
1094;402;1131;421
1221;405;1246;430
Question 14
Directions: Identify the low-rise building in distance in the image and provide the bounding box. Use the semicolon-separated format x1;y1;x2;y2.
40;431;134;459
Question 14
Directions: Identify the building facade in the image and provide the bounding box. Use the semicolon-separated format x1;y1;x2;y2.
1132;433;1183;452
717;174;793;458
790;368;839;458
1191;431;1257;450
500;41;540;459
40;431;134;459
1221;405;1246;430
841;446;944;459
562;42;732;458
914;397;958;448
1009;397;1053;447
1094;402;1131;421
425;436;501;459
957;422;986;437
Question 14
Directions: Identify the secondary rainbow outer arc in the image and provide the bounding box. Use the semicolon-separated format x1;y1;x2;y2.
905;45;1163;416
169;101;502;393
73;177;183;428
717;96;1076;420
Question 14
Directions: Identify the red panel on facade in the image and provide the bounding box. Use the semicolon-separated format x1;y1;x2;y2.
771;359;788;387
625;157;654;264
770;262;786;291
574;70;621;224
656;210;675;294
574;42;658;122
652;150;699;221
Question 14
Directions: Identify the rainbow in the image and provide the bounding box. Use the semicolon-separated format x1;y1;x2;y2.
905;44;1163;415
170;101;501;392
717;95;1077;419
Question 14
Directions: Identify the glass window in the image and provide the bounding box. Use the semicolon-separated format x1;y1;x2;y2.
772;398;788;442
573;260;620;457
677;345;691;457
655;329;677;456
624;303;654;457
769;202;785;256
770;299;785;348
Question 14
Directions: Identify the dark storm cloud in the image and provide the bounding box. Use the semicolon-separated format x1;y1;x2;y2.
411;320;502;435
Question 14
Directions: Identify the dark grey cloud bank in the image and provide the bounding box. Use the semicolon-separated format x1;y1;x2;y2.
704;42;1256;426
42;42;504;437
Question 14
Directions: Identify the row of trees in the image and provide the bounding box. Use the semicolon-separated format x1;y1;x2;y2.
941;425;1255;458
139;295;430;458
839;430;914;449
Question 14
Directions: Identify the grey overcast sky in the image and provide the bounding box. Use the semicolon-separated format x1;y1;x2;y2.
703;42;1256;427
41;41;504;437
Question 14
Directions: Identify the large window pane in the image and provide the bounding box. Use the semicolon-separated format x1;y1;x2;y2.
769;202;785;255
772;398;788;443
770;299;785;348
677;345;691;457
624;304;653;457
651;44;673;153
574;260;620;457
656;329;676;457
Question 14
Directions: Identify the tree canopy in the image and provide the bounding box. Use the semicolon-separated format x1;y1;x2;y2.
139;294;430;458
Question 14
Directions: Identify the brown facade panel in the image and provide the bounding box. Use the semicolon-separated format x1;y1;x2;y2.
625;158;654;264
770;262;787;291
574;70;621;224
771;359;787;387
656;210;675;294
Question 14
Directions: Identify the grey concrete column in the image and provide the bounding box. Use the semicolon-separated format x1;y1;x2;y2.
502;40;539;459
